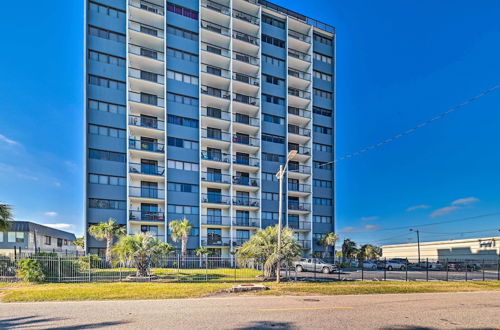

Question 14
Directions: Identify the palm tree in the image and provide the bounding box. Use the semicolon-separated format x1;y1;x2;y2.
169;217;192;258
112;232;174;277
318;232;339;259
195;246;212;257
236;225;302;278
88;218;126;264
0;203;13;232
73;237;85;249
358;244;382;262
341;238;357;264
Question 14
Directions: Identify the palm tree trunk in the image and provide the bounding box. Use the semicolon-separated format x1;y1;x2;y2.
135;256;149;277
106;234;113;265
181;235;187;258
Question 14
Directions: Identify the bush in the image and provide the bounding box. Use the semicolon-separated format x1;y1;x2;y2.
17;259;45;283
75;255;102;271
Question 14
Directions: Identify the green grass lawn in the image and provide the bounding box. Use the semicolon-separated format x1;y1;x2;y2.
1;281;498;303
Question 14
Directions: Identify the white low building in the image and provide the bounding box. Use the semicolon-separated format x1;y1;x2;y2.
382;236;500;261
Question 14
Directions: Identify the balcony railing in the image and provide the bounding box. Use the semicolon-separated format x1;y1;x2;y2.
201;20;230;37
200;215;231;226
288;30;311;43
129;20;164;38
201;63;231;79
288;202;311;212
129;115;165;130
233;113;259;127
202;42;230;58
129;163;165;176
233;238;250;247
129;210;165;221
201;85;231;99
233;72;260;86
288;183;312;193
233;51;259;66
288;68;311;81
129;68;165;84
297;239;312;249
201;0;230;15
201;172;231;184
288;87;311;100
232;30;259;45
232;9;259;25
288;106;311;119
129;0;164;16
232;176;259;187
129;138;165;153
288;164;312;175
232;197;260;207
288;125;311;137
201;193;231;205
233;155;259;167
233;93;259;106
288;221;312;230
201;236;231;246
288;144;311;156
201;107;231;121
129;91;165;107
129;186;165;199
201;128;231;142
201;150;231;163
288;49;311;62
129;44;164;61
233;135;260;147
233;217;259;227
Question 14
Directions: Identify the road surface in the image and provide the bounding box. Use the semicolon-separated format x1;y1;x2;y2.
0;291;499;329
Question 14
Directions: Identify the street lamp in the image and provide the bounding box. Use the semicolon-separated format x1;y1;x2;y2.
275;150;298;283
409;229;420;264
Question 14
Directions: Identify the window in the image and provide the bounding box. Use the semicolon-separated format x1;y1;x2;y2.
45;236;51;245
88;50;126;67
263;74;283;85
88;25;126;43
167;3;198;20
167;137;198;150
313;52;332;64
262;192;279;201
167;160;199;172
263;94;285;105
262;212;278;220
314;88;333;100
167;114;198;128
167;204;199;214
313;125;333;135
262;34;285;48
167;48;198;62
57;238;63;247
167;70;199;85
313;143;333;152
262;14;285;29
262;172;278;182
88;1;124;17
262;113;284;125
64;240;68;246
262;54;285;66
7;232;24;243
313;215;333;224
89;149;126;162
262;152;285;163
168;182;199;193
167;92;199;106
314;161;332;170
88;124;126;139
313;179;333;188
314;33;333;46
262;134;285;144
88;75;126;90
313;70;332;82
89;198;126;210
88;99;126;115
167;25;198;41
314;197;333;206
89;174;126;186
313;106;332;117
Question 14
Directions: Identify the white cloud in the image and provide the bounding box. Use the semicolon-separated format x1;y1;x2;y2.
430;206;459;217
430;196;480;217
44;223;72;230
340;226;357;233
407;204;430;212
364;224;379;231
0;134;20;147
451;197;479;206
44;212;58;217
360;216;379;221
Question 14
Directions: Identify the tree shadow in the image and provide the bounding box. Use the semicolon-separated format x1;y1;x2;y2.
235;321;296;329
0;315;128;329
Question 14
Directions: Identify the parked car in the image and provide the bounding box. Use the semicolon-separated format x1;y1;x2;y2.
293;258;336;274
361;261;378;269
380;260;406;271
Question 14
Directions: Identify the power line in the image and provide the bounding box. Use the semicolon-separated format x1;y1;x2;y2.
319;84;500;167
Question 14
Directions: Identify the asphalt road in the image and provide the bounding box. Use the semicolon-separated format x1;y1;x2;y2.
1;291;499;329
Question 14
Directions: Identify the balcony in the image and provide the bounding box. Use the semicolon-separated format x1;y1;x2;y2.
233;238;250;247
233;217;259;228
288;183;312;194
201;20;230;37
288;125;311;137
201;150;231;164
233;51;259;66
232;9;259;25
297;239;312;250
233;93;259;106
288;164;312;176
233;72;260;86
129;163;165;176
288;221;312;231
288;68;311;82
232;176;259;187
129;20;164;39
288;49;311;62
201;42;231;58
202;63;230;79
201;85;231;100
288;202;311;212
288;87;311;100
129;115;165;130
129;210;165;222
129;186;165;199
288;106;311;119
129;68;165;85
233;113;259;127
233;155;259;167
201;0;230;16
129;91;165;108
129;44;165;62
201;236;231;247
200;215;231;226
232;196;260;208
288;30;311;43
129;0;164;16
202;106;231;121
129;138;165;153
201;128;231;142
232;30;259;46
201;172;231;184
201;193;231;205
288;144;311;158
233;134;259;147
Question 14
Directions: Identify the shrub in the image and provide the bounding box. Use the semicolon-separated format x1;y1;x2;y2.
75;255;102;272
17;259;45;283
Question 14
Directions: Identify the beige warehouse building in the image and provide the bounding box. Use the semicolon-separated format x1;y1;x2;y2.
382;236;500;261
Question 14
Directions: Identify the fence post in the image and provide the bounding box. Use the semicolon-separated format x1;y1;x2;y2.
482;259;485;281
314;259;316;280
205;256;208;282
497;259;500;281
119;261;122;282
464;261;468;282
177;254;180;282
383;258;387;281
445;259;449;282
88;255;91;282
233;256;236;282
405;259;408;282
58;256;61;283
426;258;429;282
361;261;364;281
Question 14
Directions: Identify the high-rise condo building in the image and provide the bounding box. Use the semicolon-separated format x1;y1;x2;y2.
84;0;335;257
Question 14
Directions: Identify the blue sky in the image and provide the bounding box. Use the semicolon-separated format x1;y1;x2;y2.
0;0;499;245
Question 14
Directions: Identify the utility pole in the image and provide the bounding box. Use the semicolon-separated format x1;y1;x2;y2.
410;229;421;264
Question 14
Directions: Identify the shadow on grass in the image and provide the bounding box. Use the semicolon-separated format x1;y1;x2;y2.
0;315;129;329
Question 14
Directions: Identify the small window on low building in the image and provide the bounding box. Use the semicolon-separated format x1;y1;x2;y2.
57;238;63;247
15;232;24;243
45;236;51;245
64;240;68;246
7;232;15;243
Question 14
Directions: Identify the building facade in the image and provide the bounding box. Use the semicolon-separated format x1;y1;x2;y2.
84;0;335;257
